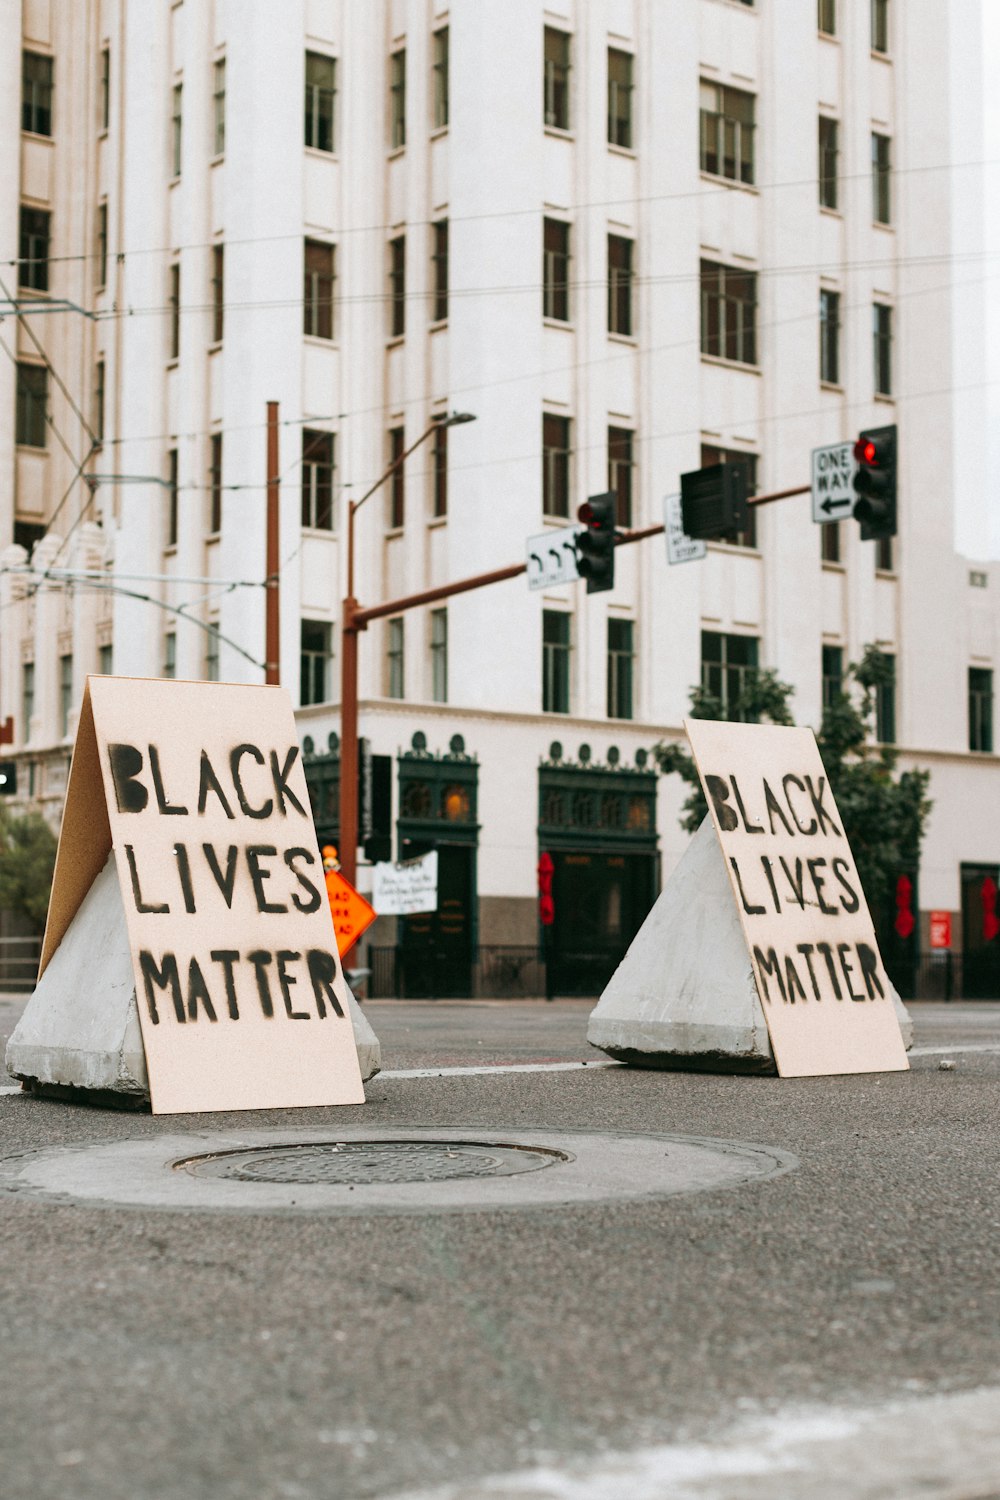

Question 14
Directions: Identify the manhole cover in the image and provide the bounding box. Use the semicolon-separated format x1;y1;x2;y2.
176;1140;567;1185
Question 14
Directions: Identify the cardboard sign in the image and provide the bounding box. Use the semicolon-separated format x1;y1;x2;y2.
325;869;377;955
42;678;365;1114
929;911;952;950
372;851;439;916
686;717;908;1077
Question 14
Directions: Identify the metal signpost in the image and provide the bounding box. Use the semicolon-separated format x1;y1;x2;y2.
664;493;707;565
811;441;857;525
526;526;582;590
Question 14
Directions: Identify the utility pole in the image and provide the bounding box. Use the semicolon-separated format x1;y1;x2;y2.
265;401;280;684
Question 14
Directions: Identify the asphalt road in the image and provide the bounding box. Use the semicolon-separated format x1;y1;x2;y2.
0;997;998;1500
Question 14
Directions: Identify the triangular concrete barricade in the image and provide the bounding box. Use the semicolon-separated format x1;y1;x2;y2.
587;816;912;1070
6;853;381;1101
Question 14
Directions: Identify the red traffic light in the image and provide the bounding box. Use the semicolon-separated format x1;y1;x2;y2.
855;438;878;465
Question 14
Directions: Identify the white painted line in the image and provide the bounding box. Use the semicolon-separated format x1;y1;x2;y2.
0;1085;22;1095
909;1042;1000;1056
380;1060;625;1080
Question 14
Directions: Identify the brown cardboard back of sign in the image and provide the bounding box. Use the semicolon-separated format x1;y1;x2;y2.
39;681;112;978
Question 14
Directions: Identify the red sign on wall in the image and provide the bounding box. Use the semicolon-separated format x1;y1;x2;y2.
929;911;952;950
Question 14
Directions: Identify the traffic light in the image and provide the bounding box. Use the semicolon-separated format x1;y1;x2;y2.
575;491;617;594
852;424;897;540
680;462;748;541
0;761;16;796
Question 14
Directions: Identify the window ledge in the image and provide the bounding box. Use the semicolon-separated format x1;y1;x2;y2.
699;170;759;196
387;144;406;160
163;544;178;557
544;125;575;142
543;317;574;331
820;380;844;393
21;131;54;145
15;443;48;454
430;125;449;141
385;334;405;349
608;142;636;160
385;525;404;539
206;531;220;543
542;513;572;525
708;541;762;557
304;146;338;161
427;515;447;529
874;391;896;404
819;205;843;219
875;568;897;579
818;31;839;42
429;317;448;332
97;128;109;142
208;340;222;355
873;220;895;233
608;330;638;346
700;353;761;375
821;560;846;573
210;153;224;168
166;358;179;371
302;526;337;539
304;334;338;349
871;49;892;62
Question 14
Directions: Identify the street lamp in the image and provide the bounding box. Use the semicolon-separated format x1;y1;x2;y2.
339;411;476;894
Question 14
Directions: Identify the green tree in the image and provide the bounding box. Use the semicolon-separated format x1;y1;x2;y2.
0;804;58;930
653;647;931;917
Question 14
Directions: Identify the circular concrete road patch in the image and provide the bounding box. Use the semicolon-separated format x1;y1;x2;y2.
0;1127;796;1215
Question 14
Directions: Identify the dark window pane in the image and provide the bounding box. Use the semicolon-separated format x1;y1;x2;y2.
18;206;50;292
432;219;448;322
970;667;994;753
304;239;335;339
543;218;571;322
608;427;634;527
302;429;335;530
608;234;634;336
819;116;839;209
433;29;449;128
607;49;633;148
22;52;53;136
388;426;405;529
389;236;406;337
544;28;571;130
543;414;571;518
305;52;336;152
15;363;47;448
390;49;406;147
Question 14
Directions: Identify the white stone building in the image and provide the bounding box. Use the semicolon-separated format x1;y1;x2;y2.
2;0;999;996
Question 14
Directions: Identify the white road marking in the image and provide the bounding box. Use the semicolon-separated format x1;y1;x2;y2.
380;1060;625;1079
909;1042;1000;1056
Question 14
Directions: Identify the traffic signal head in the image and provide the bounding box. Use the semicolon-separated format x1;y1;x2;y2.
680;462;748;541
575;491;617;594
852;423;897;540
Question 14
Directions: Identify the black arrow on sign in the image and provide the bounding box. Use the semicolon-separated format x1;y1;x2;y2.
820;496;852;515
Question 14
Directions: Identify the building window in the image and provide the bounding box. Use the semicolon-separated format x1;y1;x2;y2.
818;116;839;209
874;303;893;395
171;83;183;177
390;48;406;148
22;662;35;738
700;260;758;366
607;618;634;720
543;414;571;519
432;28;449;129
702;632;760;720
432;421;448;519
543;218;571;322
22;53;53;137
163;633;176;681
99;47;110;132
875;533;894;572
94;359;105;444
431;609;448;703
608;427;634;528
209;433;222;533
18;207;50;293
211;243;224;344
204;629;219;683
607;48;633;149
96;202;108;289
969;668;994;753
387;618;405;699
608;234;634;337
542;611;571;714
168;263;180;360
213;58;226;155
818;0;836;34
544;28;571;131
165;449;179;547
389;235;406;338
822;644;844;711
305;52;336;152
699;82;755;185
388;427;405;529
15;363;47;448
304;239;335;340
820;288;840;385
874;653;896;743
872;133;891;224
701;444;759;547
821;520;841;564
301;620;332;705
871;0;889;53
432;219;448;322
301;430;335;531
59;654;73;737
14;521;45;554
98;643;113;676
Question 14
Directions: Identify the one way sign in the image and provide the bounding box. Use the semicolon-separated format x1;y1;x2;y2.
812;441;857;524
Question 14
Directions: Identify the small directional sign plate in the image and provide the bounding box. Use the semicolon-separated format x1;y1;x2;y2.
526;526;582;591
811;441;857;525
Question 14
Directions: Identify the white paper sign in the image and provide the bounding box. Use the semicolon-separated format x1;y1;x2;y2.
664;493;707;565
372;851;439;916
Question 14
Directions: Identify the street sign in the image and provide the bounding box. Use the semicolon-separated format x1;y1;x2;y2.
664;493;707;565
929;911;952;950
812;441;857;524
526;526;581;590
372;851;439;916
325;867;378;955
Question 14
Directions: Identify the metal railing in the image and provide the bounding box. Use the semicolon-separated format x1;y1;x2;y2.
0;937;41;993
